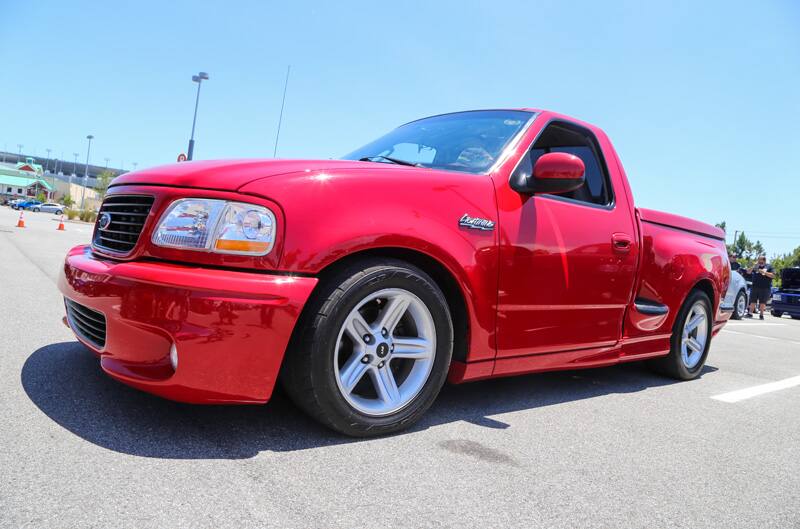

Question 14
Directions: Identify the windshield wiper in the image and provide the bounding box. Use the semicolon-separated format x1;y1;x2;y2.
358;155;421;167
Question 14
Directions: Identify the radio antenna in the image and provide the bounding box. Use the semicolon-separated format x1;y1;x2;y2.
273;65;291;158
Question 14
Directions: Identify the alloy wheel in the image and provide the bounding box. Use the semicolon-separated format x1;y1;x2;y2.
333;288;436;416
681;301;709;369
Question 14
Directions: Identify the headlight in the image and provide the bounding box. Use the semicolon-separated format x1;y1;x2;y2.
152;198;276;255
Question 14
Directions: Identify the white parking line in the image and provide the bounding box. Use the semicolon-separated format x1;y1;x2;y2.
722;329;780;341
726;322;785;326
721;329;800;345
712;376;800;403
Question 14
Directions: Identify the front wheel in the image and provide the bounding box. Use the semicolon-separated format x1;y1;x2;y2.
649;290;712;380
33;207;40;212
771;311;783;318
282;258;453;437
731;289;747;320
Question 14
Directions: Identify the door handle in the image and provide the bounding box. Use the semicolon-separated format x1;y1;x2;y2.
612;233;633;253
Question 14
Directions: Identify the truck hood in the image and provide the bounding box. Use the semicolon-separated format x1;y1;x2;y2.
781;268;800;291
109;159;379;191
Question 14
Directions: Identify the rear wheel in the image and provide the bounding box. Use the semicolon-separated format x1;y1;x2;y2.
731;289;747;320
282;258;453;437
792;315;800;320
33;207;40;212
771;311;783;318
649;290;712;380
55;209;63;215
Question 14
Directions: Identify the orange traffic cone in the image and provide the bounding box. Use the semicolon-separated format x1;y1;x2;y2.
16;210;25;228
57;214;65;231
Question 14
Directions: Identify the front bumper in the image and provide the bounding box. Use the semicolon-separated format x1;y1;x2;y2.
58;245;318;403
772;299;800;316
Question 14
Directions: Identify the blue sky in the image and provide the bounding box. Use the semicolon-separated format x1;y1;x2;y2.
2;0;798;254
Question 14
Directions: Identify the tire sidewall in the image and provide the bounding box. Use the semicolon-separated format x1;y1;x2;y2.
670;290;712;379
732;290;746;320
308;263;453;434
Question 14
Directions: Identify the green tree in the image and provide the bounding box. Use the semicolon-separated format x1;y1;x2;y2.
36;191;46;202
770;246;800;288
62;195;74;208
95;170;115;199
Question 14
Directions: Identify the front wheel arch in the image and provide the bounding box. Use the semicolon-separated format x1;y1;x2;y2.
308;247;470;363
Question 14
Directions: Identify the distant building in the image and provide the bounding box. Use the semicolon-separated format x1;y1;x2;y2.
0;162;54;201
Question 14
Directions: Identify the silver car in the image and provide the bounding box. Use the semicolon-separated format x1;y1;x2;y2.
721;268;749;319
31;203;65;215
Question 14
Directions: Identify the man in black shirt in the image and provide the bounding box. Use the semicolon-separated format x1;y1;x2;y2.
729;253;741;272
745;255;775;320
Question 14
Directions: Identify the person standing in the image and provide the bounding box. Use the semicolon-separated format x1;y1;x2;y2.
729;253;741;272
745;255;775;320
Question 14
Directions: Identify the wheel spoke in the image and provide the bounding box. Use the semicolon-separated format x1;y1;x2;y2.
686;312;705;332
339;352;370;393
377;294;411;334
391;337;432;359
344;311;372;346
371;366;401;406
685;337;703;353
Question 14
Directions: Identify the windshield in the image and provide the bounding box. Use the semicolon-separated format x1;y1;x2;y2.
343;110;533;174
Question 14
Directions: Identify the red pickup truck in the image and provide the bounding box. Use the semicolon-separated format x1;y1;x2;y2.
59;109;730;436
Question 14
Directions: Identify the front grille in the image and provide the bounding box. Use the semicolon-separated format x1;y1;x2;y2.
93;195;154;254
65;298;107;349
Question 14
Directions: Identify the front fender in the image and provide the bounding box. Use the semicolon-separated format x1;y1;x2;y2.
239;168;500;362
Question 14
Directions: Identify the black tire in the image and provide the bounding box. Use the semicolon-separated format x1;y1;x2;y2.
791;315;800;320
56;209;63;215
648;290;712;380
771;311;783;318
281;258;453;437
33;207;40;212
731;289;747;320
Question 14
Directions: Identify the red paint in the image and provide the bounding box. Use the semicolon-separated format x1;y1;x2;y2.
59;108;729;404
533;152;585;180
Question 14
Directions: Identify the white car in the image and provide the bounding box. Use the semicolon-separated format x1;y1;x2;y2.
721;268;749;319
31;203;65;215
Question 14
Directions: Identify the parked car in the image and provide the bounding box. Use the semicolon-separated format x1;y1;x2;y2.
16;200;42;211
721;268;748;319
58;108;731;436
31;202;65;214
771;267;800;319
10;199;27;209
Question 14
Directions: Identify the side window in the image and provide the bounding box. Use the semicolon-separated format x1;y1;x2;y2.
527;122;613;206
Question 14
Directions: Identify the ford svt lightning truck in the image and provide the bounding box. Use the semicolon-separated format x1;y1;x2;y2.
59;109;731;436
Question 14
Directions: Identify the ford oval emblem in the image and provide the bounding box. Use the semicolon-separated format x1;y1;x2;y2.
98;212;112;230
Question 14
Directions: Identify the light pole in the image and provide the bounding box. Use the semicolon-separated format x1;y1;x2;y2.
17;144;23;163
187;71;209;160
72;152;79;188
45;148;52;173
81;135;94;209
132;162;138;171
104;157;110;169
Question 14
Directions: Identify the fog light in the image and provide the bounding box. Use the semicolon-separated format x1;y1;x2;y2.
169;343;179;371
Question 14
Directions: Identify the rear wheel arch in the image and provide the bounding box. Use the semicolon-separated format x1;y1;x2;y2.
691;278;717;312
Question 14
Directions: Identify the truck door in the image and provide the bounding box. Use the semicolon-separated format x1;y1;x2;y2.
495;119;638;357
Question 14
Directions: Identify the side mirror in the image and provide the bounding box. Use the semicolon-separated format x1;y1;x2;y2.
532;152;585;194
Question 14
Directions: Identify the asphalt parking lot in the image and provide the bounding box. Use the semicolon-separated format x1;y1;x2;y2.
1;205;798;529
